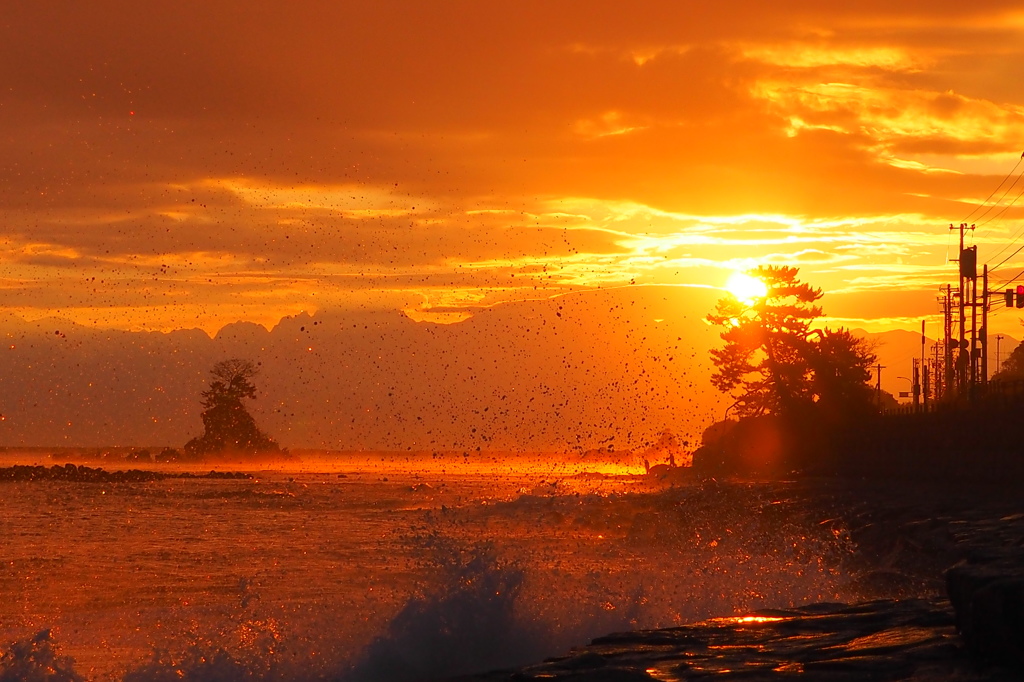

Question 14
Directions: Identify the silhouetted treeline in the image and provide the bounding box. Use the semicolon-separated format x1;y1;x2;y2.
693;391;1024;482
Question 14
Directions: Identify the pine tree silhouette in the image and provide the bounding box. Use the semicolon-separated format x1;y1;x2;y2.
184;359;279;456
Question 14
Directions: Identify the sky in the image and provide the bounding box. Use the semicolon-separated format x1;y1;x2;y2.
2;0;1024;337
2;2;1024;450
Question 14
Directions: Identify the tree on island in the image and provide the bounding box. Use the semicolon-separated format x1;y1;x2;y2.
706;265;876;419
184;359;279;457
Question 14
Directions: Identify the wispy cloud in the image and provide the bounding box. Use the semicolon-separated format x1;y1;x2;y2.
736;42;932;71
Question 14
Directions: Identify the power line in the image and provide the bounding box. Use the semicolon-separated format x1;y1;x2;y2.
986;218;1024;263
975;154;1024;283
963;151;1024;224
968;152;1024;275
989;240;1024;281
993;264;1024;290
976;180;1024;228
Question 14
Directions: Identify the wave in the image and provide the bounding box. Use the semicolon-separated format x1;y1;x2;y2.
1;480;887;682
0;630;83;682
345;541;544;682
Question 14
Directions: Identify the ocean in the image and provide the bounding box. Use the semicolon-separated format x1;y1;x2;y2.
0;451;925;681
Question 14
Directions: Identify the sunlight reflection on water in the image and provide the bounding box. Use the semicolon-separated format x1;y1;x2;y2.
0;454;857;681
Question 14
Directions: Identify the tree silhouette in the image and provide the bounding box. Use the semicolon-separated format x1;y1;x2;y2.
992;338;1024;382
706;266;876;418
184;359;279;456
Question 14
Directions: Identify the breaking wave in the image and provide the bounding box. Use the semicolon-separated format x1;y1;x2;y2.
346;541;541;682
1;479;873;682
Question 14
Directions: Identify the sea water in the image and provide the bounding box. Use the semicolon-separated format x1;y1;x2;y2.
0;452;862;681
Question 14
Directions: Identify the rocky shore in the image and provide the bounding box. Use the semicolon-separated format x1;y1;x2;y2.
451;598;1000;681
448;478;1024;682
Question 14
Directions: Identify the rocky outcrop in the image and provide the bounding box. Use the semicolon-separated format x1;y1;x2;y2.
947;553;1024;665
0;464;252;483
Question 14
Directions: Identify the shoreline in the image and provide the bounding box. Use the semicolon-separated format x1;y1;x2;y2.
443;476;1024;681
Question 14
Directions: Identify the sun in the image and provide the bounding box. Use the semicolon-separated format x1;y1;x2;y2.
724;271;768;304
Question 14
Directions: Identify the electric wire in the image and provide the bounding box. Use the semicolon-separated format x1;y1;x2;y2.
970;173;1024;227
907;157;1024;384
987;218;1024;263
989;238;1024;281
961;152;1024;224
976;180;1024;229
970;153;1024;287
993;263;1024;290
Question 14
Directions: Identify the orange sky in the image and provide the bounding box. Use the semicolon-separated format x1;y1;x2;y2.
3;1;1024;336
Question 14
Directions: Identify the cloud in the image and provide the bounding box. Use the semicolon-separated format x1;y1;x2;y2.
573;111;651;138
737;42;931;71
213;179;432;218
1;1;1023;335
753;81;1024;154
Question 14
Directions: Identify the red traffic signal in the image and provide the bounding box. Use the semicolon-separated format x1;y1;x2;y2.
1017;285;1024;308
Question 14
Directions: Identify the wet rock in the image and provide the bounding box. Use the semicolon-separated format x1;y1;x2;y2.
124;449;151;462
447;599;1017;681
180;470;253;480
154;447;181;463
0;465;252;483
947;557;1024;665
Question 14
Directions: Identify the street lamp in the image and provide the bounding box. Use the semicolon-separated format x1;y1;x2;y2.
897;376;913;400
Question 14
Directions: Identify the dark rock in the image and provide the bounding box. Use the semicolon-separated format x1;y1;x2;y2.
556;670;655;681
947;558;1024;665
124;449;151;462
0;465;251;484
445;599;997;682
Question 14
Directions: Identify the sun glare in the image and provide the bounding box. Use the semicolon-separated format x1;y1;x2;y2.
725;272;769;304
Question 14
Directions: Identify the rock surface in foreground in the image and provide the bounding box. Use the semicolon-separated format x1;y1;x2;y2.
450;598;1017;682
947;551;1024;667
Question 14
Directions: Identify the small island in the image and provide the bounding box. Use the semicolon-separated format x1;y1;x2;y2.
179;358;292;463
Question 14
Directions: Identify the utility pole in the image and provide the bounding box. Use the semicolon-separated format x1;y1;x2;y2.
943;284;953;396
912;359;921;410
970;253;978;392
952;222;976;399
923;361;931;406
953;224;965;395
997;334;1005;375
981;264;989;390
931;342;944;400
875;363;886;408
920;320;927;408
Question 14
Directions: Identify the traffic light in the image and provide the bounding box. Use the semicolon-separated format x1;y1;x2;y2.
1017;285;1024;308
1007;289;1015;307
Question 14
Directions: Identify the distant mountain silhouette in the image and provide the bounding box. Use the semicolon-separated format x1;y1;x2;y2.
0;286;725;452
3;289;979;452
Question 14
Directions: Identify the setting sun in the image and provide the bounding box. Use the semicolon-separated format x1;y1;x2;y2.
725;272;769;304
3;5;1024;680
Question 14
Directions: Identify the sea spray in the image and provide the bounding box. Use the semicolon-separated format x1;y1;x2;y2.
0;474;871;681
346;539;547;682
343;479;861;681
120;617;285;682
115;577;302;682
427;479;858;624
0;630;83;682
